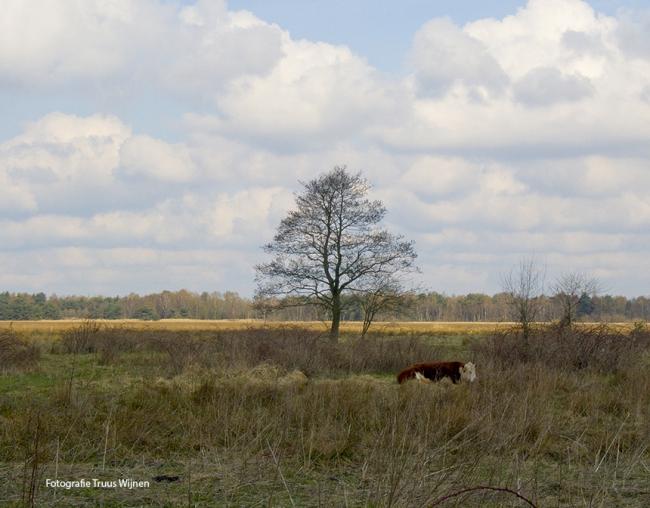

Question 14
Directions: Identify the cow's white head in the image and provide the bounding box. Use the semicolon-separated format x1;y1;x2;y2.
460;362;477;382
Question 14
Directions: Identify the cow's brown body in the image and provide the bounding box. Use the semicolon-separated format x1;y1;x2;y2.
397;361;468;384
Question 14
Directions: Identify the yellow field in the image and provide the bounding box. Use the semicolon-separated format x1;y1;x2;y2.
0;319;634;335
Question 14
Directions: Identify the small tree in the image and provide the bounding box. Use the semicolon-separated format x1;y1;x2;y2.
553;272;600;327
355;275;413;338
577;292;595;318
501;257;545;340
255;166;417;341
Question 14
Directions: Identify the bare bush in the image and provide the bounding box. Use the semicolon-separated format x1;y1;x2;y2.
55;323;146;364
60;320;102;354
553;272;601;327
501;257;545;340
151;335;214;375
474;324;650;373
0;328;40;372
94;326;142;365
140;327;443;377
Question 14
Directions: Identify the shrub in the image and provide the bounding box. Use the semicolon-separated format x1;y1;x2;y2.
59;320;102;354
473;324;650;373
0;328;40;372
147;328;443;376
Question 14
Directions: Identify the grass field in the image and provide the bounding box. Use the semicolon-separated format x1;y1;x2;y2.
1;321;649;506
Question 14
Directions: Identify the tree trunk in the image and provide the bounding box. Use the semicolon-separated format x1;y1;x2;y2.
330;293;341;342
361;304;376;338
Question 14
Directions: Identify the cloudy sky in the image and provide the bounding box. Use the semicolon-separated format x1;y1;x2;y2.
1;0;650;297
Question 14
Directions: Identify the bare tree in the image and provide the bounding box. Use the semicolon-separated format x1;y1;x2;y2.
354;275;413;338
501;257;546;340
553;272;600;327
255;166;417;341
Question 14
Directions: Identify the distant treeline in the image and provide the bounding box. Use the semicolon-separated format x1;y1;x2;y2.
1;290;650;322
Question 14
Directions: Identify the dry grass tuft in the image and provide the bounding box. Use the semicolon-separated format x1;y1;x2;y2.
277;370;309;388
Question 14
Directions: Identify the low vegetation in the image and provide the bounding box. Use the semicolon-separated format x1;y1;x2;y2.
1;323;649;506
0;327;40;373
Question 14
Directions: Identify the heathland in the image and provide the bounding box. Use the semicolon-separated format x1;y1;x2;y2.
1;320;649;506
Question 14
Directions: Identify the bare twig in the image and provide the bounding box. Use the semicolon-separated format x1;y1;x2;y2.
430;485;538;507
266;438;295;507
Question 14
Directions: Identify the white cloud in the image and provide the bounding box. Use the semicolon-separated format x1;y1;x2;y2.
0;0;283;98
513;67;594;106
409;17;508;98
0;113;133;215
2;1;650;297
0;114;192;216
0;0;134;86
399;157;526;200
0;186;293;252
211;36;398;148
465;0;614;79
119;135;195;182
401;157;477;197
418;263;492;295
0;247;257;294
0;172;37;213
378;0;650;156
615;8;650;60
518;157;650;198
164;1;284;97
2;113;130;183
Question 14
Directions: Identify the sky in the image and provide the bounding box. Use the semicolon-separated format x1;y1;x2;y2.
1;0;650;297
